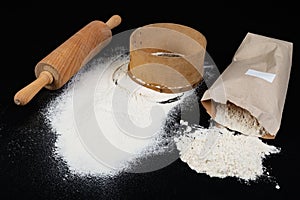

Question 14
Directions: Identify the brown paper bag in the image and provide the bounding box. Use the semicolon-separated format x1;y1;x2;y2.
201;32;293;139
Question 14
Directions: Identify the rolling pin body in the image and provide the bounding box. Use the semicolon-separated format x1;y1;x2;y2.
14;15;121;105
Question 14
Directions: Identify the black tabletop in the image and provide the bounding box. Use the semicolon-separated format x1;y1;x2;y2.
0;2;298;199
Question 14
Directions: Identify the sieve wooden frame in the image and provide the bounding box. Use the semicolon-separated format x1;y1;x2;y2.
128;23;207;93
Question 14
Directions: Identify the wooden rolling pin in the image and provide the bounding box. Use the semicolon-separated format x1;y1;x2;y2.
14;15;122;105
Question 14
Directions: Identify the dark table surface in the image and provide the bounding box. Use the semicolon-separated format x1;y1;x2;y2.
0;2;298;199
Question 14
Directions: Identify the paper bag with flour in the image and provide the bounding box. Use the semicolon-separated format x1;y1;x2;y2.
201;32;293;139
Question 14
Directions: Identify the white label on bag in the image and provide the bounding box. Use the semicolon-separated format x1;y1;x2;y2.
245;69;276;83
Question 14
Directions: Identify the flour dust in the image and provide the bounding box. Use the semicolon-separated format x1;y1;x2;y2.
43;47;281;189
44;48;193;177
174;120;281;186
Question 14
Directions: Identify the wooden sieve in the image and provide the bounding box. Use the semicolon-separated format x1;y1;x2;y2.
128;23;207;93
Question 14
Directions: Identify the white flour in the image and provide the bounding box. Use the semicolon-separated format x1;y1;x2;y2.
174;120;280;182
44;49;191;176
43;47;281;188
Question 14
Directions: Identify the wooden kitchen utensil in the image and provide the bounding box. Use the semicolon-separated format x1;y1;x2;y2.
14;15;121;105
128;23;206;93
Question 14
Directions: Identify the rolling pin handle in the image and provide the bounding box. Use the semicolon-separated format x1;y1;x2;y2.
105;15;122;29
14;71;53;106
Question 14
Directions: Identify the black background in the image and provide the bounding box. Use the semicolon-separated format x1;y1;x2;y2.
0;2;298;199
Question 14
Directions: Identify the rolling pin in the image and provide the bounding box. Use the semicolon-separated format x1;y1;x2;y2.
14;15;122;106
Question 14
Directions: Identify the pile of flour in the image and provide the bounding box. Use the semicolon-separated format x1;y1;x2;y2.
174;120;280;183
44;49;192;177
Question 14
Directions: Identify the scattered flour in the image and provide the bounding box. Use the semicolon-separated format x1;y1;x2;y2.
44;49;191;176
43;47;281;187
174;120;280;182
